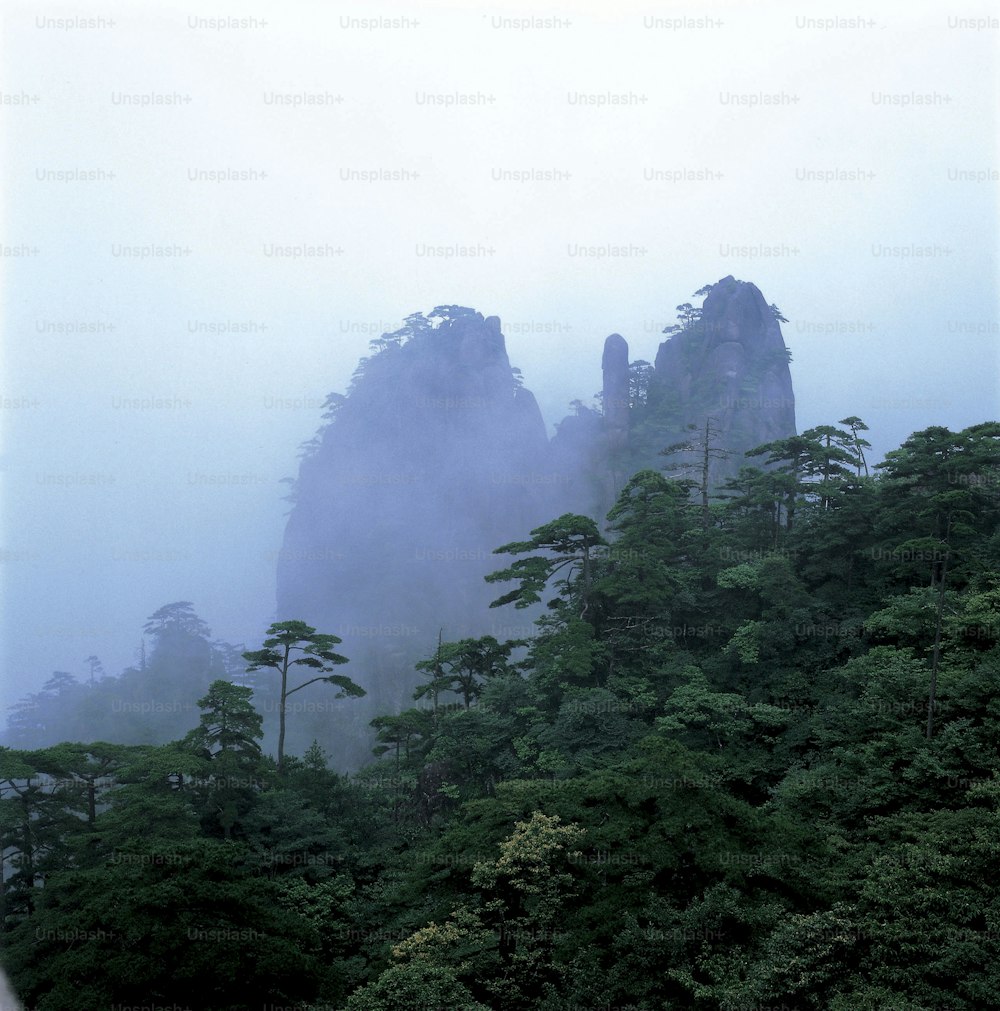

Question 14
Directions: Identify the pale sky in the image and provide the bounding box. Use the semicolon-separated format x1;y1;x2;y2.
2;0;997;717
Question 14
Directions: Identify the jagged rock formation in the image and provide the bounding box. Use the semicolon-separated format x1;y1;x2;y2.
560;275;797;515
547;403;606;519
548;332;636;520
645;275;796;480
275;280;795;767
276;308;556;765
602;333;631;451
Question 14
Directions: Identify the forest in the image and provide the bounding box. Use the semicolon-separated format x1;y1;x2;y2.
2;419;999;1010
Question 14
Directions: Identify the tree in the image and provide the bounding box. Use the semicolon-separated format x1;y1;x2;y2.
598;470;702;681
660;418;732;526
142;601;211;642
628;360;654;408
3;835;321;1011
662;302;703;336
351;814;585;1009
31;742;129;830
370;710;428;767
210;639;250;686
8;410;1000;1010
839;416;872;477
874;424;1000;735
182;682;264;839
799;424;862;510
84;656;104;687
369;311;432;354
471;812;585;1001
0;748;48;921
138;602;217;730
184;680;263;762
414;636;523;712
428;304;479;323
746;433;819;533
486;514;606;618
345;960;491;1011
42;671;77;697
242;621;365;773
717;465;788;551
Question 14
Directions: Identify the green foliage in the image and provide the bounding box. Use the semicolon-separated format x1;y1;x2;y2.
485;513;606;612
662;300;704;335
345;961;491;1011
5;420;1000;1010
184;680;263;760
243;620;365;773
414;636;524;711
3;602;243;749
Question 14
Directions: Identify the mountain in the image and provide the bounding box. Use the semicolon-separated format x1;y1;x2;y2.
275;307;557;763
274;281;796;765
644;274;796;476
549;275;796;516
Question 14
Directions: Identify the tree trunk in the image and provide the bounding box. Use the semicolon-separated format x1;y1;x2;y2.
278;647;289;773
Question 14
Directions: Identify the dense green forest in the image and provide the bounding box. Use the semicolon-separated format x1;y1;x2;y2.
2;420;999;1010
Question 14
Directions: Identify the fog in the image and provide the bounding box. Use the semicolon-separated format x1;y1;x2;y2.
2;0;997;739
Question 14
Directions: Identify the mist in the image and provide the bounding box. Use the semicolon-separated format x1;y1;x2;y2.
2;0;997;748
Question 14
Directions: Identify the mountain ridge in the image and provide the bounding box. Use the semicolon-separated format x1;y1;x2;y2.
274;281;796;765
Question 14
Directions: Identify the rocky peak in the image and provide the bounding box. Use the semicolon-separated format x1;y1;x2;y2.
275;308;554;766
602;333;630;450
645;276;796;483
275;283;796;766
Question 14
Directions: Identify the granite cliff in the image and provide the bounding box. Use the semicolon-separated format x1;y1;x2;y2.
645;274;796;476
600;275;796;508
276;307;556;763
274;280;795;766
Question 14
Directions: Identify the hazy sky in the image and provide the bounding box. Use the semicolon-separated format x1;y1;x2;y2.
2;0;997;717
